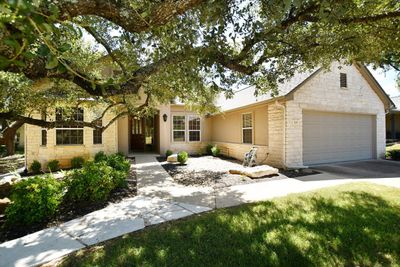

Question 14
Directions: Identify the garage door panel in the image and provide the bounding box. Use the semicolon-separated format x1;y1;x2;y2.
303;111;375;165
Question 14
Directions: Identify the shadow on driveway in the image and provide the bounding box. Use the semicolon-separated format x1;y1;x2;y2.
295;160;400;181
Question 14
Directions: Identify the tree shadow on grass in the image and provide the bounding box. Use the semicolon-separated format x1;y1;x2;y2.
62;188;400;267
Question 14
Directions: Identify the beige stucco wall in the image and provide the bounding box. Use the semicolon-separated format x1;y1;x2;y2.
209;103;270;164
285;63;386;167
117;115;129;155
166;105;212;155
25;107;118;170
211;104;268;145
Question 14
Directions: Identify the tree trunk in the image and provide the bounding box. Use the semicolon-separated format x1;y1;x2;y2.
0;121;24;156
4;136;15;156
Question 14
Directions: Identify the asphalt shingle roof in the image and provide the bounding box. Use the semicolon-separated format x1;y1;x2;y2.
216;69;319;111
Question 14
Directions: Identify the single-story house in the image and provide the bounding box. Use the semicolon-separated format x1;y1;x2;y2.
386;95;400;141
24;62;394;169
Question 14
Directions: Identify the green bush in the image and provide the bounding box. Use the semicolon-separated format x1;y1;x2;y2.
211;146;220;157
177;151;189;164
71;156;85;169
94;151;107;162
106;154;130;188
205;144;213;155
30;160;42;174
47;159;60;172
65;161;115;203
387;149;400;160
5;175;63;226
166;149;173;157
106;153;130;172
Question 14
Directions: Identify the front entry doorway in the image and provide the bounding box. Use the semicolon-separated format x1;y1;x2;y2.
130;115;159;152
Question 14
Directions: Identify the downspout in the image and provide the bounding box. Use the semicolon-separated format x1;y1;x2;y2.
274;100;286;168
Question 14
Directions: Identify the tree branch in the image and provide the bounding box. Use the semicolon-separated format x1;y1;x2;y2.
83;26;128;77
53;0;206;33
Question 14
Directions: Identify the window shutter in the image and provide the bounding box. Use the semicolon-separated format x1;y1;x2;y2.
340;73;347;88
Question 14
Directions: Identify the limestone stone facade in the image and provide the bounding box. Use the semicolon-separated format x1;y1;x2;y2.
24;63;391;169
284;63;386;167
25;108;118;170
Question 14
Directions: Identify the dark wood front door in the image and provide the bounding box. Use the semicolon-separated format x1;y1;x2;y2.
131;117;145;151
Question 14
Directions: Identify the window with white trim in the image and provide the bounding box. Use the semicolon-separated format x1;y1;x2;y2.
188;115;201;142
55;108;84;145
172;115;185;142
242;113;253;144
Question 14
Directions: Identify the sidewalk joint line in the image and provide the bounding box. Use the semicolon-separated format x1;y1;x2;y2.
58;226;89;247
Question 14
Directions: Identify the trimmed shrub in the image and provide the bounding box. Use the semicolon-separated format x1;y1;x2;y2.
177;151;189;164
47;159;60;172
166;149;173;157
205;144;213;155
387;149;400;160
106;153;130;173
112;169;128;188
106;154;130;188
65;161;115;203
211;146;220;157
5;175;63;226
71;156;85;169
30;160;42;174
94;151;107;162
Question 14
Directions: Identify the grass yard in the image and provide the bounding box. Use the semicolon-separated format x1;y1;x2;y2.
61;183;400;267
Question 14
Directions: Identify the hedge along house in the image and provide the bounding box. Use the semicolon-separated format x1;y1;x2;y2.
24;62;394;170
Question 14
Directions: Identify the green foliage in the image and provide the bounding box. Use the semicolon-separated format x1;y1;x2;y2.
94;151;108;162
177;151;189;164
47;159;60;172
211;146;220;157
386;149;400;160
65;161;115;203
106;153;130;173
30;160;42;174
65;155;129;203
166;150;173;157
205;144;214;155
105;154;130;188
71;156;85;169
5;175;63;227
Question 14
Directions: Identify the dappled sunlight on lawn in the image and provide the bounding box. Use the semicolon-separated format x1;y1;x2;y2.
61;183;400;267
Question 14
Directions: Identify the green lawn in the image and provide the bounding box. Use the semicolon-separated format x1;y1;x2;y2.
61;183;400;267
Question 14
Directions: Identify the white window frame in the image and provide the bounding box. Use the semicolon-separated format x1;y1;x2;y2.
55;108;85;146
172;114;186;142
242;112;253;144
188;115;201;142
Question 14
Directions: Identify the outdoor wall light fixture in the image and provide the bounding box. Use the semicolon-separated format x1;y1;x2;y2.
163;114;168;122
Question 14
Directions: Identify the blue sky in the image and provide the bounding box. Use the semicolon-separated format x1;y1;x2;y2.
368;67;399;97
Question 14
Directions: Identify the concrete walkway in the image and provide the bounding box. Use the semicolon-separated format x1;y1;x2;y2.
137;155;400;209
1;155;400;267
0;157;211;267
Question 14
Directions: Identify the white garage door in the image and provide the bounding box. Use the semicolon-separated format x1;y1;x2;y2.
303;111;376;165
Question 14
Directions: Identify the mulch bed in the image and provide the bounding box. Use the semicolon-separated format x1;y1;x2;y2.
157;157;288;188
0;158;137;243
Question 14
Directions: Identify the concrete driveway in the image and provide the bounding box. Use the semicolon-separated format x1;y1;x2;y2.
300;160;400;181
